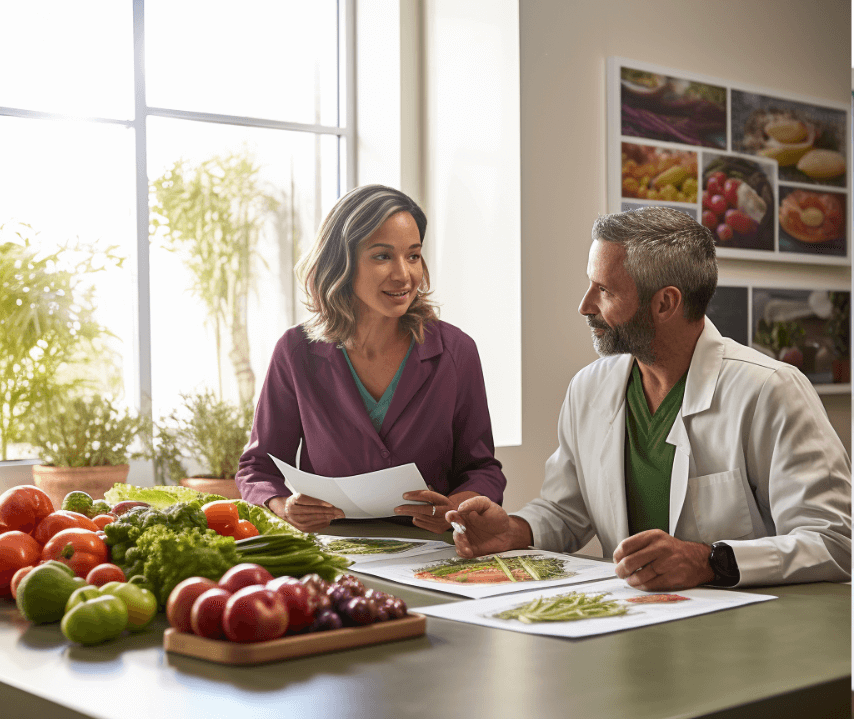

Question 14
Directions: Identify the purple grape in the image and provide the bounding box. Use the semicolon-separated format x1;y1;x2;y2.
308;609;344;633
340;597;374;626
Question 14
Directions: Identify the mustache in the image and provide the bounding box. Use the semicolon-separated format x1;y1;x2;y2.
585;316;610;331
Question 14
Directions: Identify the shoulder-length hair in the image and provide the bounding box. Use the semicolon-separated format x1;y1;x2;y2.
295;184;439;345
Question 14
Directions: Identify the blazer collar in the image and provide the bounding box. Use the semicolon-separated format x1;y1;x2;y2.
586;316;724;420
303;321;444;360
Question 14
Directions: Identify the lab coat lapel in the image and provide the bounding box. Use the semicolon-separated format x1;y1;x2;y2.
380;327;442;437
667;414;690;534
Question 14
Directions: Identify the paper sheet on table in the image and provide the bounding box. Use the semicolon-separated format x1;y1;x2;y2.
351;546;617;598
417;578;776;637
314;535;451;565
268;454;430;519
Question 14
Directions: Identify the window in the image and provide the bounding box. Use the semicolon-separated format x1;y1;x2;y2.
0;0;352;463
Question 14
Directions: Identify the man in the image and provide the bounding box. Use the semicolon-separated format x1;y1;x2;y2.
447;207;851;590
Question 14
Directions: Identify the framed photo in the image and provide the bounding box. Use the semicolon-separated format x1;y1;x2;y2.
706;282;850;391
607;58;851;266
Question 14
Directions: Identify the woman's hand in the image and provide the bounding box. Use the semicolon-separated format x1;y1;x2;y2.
394;490;479;533
267;494;345;533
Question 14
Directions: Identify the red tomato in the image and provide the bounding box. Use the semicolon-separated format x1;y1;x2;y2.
0;485;54;535
723;178;742;207
232;520;259;540
701;210;718;229
706;176;723;197
709;194;727;216
0;531;42;596
701;191;714;211
202;501;239;536
10;564;36;600
222;586;289;643
716;224;734;243
41;528;109;578
166;577;219;632
190;587;232;639
92;514;116;529
724;209;754;235
86;563;127;587
219;563;274;594
709;171;727;187
266;576;315;632
33;511;99;545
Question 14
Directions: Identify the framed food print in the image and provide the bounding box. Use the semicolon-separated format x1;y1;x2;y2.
607;58;851;266
706;281;850;391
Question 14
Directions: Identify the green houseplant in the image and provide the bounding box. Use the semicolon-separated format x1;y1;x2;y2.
149;390;254;498
27;394;146;510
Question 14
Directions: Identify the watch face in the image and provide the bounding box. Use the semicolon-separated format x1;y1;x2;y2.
711;543;739;583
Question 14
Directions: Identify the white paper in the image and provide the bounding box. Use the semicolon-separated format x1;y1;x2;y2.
314;534;451;565
350;547;617;598
418;578;776;638
268;454;430;519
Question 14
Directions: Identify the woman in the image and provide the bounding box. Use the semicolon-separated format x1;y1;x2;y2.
236;184;506;533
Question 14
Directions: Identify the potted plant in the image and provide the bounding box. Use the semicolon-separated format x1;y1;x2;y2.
149;390;253;499
28;394;146;511
825;291;850;384
754;319;806;369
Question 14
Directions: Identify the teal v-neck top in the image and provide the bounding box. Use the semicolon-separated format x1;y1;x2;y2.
341;338;415;432
624;362;688;535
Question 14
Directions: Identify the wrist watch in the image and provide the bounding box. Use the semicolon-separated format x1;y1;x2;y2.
708;542;740;587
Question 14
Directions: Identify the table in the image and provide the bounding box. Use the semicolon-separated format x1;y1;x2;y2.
0;520;849;719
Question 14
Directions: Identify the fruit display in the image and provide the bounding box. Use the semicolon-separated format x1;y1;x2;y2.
779;190;845;245
701;156;774;251
621;143;698;203
166;570;409;643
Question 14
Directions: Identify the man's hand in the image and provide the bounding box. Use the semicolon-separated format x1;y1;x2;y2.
445;496;533;558
613;529;715;591
268;493;345;533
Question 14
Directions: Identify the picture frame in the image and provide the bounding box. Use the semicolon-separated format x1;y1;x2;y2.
607;57;851;266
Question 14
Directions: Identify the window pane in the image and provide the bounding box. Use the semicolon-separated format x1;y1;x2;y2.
0;118;138;460
0;1;134;119
145;0;340;126
147;117;339;421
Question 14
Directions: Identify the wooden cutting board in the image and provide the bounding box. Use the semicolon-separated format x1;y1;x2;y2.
164;613;427;665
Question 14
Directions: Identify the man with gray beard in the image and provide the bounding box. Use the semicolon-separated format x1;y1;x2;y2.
447;207;851;590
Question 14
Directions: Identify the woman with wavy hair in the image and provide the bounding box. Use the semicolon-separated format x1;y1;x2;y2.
236;184;506;533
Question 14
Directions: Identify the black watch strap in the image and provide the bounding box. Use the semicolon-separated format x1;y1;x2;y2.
708;542;740;587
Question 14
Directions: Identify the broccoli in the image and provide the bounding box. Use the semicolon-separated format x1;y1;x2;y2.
62;491;94;516
103;502;208;564
88;500;111;518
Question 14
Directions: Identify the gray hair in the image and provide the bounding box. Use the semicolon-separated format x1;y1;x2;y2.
295;184;438;344
591;207;717;322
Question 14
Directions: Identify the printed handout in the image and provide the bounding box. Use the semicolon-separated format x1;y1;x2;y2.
268;454;430;519
417;578;776;638
314;535;451;565
351;547;617;599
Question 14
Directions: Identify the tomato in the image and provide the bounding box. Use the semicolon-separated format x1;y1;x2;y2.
202;500;239;536
701;210;718;229
0;531;42;596
232;519;259;540
701;191;714;211
222;586;289;642
716;224;734;243
33;510;99;545
92;514;116;530
166;576;219;632
190;587;232;639
219;563;274;594
0;485;54;535
10;564;37;600
706;176;723;197
86;563;127;587
709;171;727;187
709;194;727;216
723;178;741;207
724;209;754;235
41;528;109;578
267;576;315;632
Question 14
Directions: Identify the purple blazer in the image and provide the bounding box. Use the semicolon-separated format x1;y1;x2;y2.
236;320;507;508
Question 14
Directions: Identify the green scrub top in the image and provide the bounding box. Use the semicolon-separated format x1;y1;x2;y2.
624;361;688;535
342;337;415;432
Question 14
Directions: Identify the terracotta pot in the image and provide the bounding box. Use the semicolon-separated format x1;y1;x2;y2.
32;464;130;512
832;358;850;384
180;477;242;500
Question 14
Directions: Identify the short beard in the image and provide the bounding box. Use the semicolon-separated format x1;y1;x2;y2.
586;304;657;365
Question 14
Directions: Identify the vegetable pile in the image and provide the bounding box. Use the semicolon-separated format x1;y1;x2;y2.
494;591;629;623
700;158;773;249
621;143;698;204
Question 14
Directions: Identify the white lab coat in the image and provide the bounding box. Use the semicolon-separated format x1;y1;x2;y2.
514;319;851;586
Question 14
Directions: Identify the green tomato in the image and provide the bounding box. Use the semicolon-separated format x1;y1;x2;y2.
16;563;86;624
61;595;128;645
99;582;158;631
88;500;111;518
65;585;102;614
61;491;94;516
